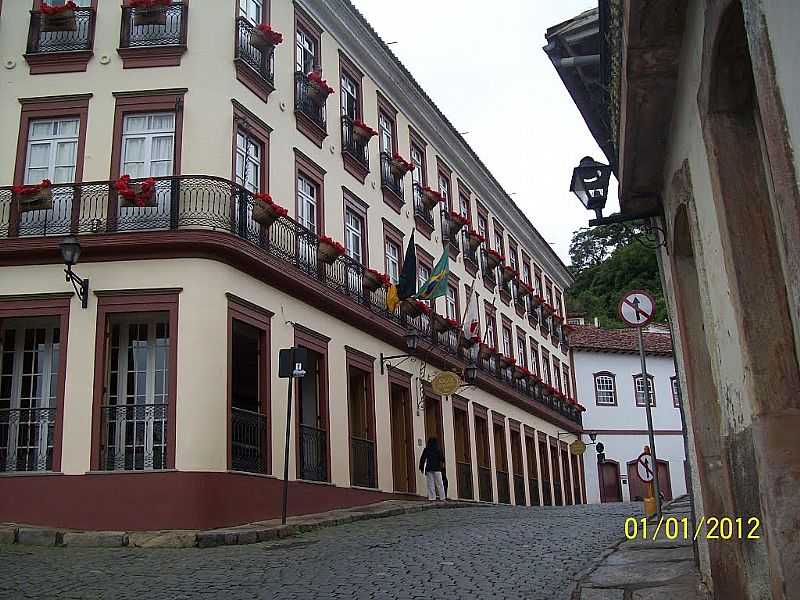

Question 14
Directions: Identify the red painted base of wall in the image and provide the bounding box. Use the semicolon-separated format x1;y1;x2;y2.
0;471;420;531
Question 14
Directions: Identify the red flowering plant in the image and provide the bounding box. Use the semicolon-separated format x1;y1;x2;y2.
318;235;346;253
552;313;564;323
466;229;486;250
501;264;518;283
40;1;78;14
363;268;391;293
12;179;51;197
478;342;496;359
420;186;445;211
484;248;505;269
255;23;284;45
129;0;171;8
251;193;287;227
307;72;335;97
498;355;516;368
115;175;157;208
351;120;378;140
389;153;414;176
431;312;454;333
513;365;533;380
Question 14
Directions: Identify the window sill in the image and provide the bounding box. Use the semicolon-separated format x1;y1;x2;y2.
118;45;186;69
24;50;93;74
0;470;63;477
235;58;275;103
227;469;276;479
85;469;177;475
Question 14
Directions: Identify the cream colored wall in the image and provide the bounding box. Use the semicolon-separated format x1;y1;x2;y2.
0;0;571;376
0;258;577;499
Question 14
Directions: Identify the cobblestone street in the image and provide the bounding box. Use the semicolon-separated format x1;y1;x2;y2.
1;502;637;600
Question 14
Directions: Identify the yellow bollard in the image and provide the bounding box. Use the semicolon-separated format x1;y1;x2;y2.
643;480;657;516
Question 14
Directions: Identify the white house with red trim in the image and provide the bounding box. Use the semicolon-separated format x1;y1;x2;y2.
571;325;688;504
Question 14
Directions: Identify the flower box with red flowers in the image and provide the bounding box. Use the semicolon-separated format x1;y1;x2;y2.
484;248;504;270
130;0;172;26
317;235;346;264
552;313;564;324
251;193;287;227
431;313;453;333
501;265;518;284
530;294;544;308
420;186;444;211
541;303;555;316
478;342;496;359
389;153;414;177
445;211;470;237
251;23;284;50
562;324;576;336
466;229;486;251
513;365;533;380
12;179;53;211
306;72;335;99
363;268;391;293
498;355;516;369
400;299;430;319
40;1;79;32
351;120;378;141
115;175;157;208
517;283;533;299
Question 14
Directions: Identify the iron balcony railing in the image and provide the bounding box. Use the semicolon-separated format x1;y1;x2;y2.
528;476;540;507
100;403;167;471
380;152;404;200
341;116;370;171
120;2;187;49
231;407;267;474
295;72;327;131
0;175;582;426
477;465;492;502
513;474;526;506
27;7;95;54
412;184;433;228
0;407;55;473
456;460;473;500
350;436;376;488
496;470;510;504
235;17;275;87
463;244;479;270
299;424;327;482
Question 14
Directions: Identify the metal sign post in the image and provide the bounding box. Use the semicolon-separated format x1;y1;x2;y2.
619;290;662;518
278;347;307;526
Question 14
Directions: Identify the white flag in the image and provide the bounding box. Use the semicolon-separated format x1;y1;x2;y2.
463;287;480;342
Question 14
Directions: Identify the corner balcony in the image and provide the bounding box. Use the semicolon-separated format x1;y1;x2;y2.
0;176;582;429
25;6;96;74
119;2;188;68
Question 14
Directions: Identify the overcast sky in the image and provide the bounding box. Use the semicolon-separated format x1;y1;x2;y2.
350;0;619;265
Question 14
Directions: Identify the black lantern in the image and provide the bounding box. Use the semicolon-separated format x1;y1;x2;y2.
570;156;612;219
59;236;89;309
464;362;478;383
404;330;419;352
381;329;421;374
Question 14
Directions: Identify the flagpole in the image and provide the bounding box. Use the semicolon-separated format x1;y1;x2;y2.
480;293;499;345
457;279;478;348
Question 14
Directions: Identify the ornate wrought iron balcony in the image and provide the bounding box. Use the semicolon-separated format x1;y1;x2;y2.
0;176;581;426
27;7;95;54
341;116;370;171
234;17;275;88
0;407;55;473
295;72;327;132
412;184;434;228
231;407;267;474
350;436;376;488
299;424;327;482
100;403;167;471
120;3;187;49
380;152;404;200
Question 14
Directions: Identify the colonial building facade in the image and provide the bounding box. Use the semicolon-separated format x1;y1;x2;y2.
548;1;800;597
571;325;687;504
0;0;582;531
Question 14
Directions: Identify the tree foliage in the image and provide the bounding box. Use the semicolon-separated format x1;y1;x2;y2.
566;224;666;328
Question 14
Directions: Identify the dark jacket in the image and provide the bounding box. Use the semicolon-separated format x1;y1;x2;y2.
419;446;444;473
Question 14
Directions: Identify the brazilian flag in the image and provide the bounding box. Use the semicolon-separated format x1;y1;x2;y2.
417;250;450;301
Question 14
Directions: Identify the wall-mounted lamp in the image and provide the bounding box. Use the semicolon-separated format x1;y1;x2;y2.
59;236;89;309
380;329;419;374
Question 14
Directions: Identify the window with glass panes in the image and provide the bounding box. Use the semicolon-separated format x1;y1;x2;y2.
340;72;359;119
344;208;364;264
553;359;561;390
385;240;400;283
494;229;504;255
477;213;488;238
542;350;551;384
296;173;318;233
594;373;616;405
522;263;532;310
562;366;571;397
235;130;261;193
417;262;431;300
545;280;554;308
438;172;450;206
502;326;512;358
671;377;680;407
295;28;316;74
239;0;263;23
517;335;527;367
378;113;394;154
120;113;175;178
634;375;656;406
446;284;458;320
24;118;79;185
485;312;496;348
529;341;539;376
411;146;425;190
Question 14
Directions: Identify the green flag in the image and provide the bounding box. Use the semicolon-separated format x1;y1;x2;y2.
416;250;450;301
396;231;417;301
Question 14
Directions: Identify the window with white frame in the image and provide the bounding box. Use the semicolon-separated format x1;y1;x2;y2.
634;374;656;406
562;366;571;398
0;318;60;473
235;130;261;193
340;72;359;120
502;326;512;358
485;316;496;349
530;342;539;376
671;376;680;407
344;208;364;264
517;335;527;367
121;113;175;178
446;285;457;320
385;240;400;283
296;173;317;233
411;147;424;188
239;0;264;24
438;173;450;205
477;213;487;239
553;359;561;390
25;118;79;185
103;314;169;471
594;372;616;405
417;263;431;300
378;113;393;155
542;350;551;384
295;28;316;74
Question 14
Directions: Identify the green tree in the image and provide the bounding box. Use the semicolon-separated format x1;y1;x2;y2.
567;224;665;328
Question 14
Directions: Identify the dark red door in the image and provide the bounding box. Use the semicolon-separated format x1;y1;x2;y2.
599;461;622;502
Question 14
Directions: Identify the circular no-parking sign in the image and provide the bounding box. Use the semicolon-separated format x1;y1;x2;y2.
636;452;655;483
618;290;656;328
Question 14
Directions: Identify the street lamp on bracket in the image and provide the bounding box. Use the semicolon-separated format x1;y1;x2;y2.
59;236;89;309
379;329;421;374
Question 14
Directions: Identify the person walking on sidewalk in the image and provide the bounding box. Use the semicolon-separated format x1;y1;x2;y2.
419;437;446;501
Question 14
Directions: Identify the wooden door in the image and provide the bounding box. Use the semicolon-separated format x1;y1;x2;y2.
627;460;647;501
599;460;622;503
525;435;540;506
657;460;672;500
389;383;414;493
538;439;552;505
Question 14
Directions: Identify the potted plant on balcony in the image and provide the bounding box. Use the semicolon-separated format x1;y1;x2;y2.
251;23;284;50
501;264;518;284
40;1;78;33
530;294;544;309
251;193;288;228
541;302;555;317
484;248;504;270
363;268;391;293
400;299;430;319
307;71;335;100
317;235;346;264
389;153;414;177
498;355;516;369
420;186;444;211
466;229;485;252
115;175;157;208
445;211;470;237
351;120;378;142
478;342;496;360
513;365;532;381
517;283;533;299
431;313;458;334
130;0;172;27
12;179;52;212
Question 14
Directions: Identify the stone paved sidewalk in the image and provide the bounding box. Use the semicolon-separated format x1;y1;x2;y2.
0;499;475;549
572;496;710;600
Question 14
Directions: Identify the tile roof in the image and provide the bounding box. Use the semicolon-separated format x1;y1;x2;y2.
570;325;673;356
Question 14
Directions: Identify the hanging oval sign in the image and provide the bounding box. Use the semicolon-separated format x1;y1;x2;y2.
569;440;587;456
431;371;461;396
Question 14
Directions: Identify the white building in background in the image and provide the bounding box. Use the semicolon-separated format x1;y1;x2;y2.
571;325;687;504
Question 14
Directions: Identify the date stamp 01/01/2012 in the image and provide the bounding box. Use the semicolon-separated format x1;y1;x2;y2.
624;516;762;541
